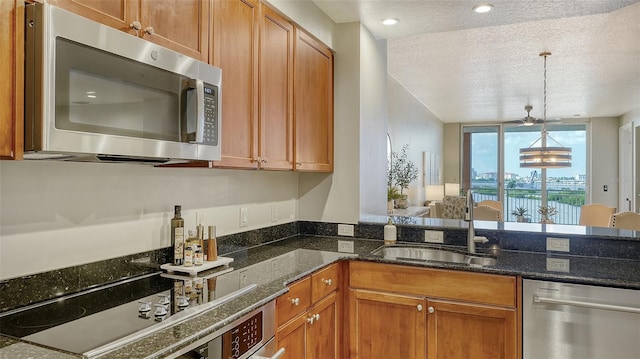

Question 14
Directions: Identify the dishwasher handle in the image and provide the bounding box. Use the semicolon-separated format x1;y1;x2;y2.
533;295;640;314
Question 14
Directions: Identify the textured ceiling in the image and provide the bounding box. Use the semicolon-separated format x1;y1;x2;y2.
312;0;640;123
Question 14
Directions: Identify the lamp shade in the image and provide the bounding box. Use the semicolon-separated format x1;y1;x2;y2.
425;185;444;201
520;146;572;168
444;183;460;196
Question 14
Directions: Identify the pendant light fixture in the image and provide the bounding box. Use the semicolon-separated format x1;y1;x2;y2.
520;52;572;168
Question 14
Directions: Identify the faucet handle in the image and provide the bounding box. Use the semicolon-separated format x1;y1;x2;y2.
473;236;489;243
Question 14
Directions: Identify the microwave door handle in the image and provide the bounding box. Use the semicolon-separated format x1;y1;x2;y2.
190;79;205;144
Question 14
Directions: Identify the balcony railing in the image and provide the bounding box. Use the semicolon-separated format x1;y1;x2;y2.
471;188;585;225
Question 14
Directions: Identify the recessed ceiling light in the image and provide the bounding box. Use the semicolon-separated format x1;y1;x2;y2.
382;18;399;26
473;4;494;13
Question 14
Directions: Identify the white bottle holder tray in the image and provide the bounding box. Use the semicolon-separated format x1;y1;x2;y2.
160;256;234;276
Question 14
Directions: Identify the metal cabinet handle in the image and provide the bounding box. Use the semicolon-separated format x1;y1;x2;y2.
130;21;141;31
417;304;423;312
291;298;300;306
144;26;155;35
307;316;314;324
322;278;332;286
314;313;320;321
296;162;302;166
428;306;434;314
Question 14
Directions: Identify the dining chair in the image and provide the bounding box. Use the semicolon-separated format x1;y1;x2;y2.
474;205;502;221
441;196;467;219
477;200;503;218
579;203;616;227
608;212;640;231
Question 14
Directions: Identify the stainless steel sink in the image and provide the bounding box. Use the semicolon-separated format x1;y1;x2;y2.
371;245;496;267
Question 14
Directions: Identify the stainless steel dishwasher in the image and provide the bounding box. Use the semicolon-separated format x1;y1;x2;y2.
523;279;640;359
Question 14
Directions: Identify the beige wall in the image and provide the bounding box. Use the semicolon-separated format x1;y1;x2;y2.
443;123;461;184
590;118;619;207
0;161;298;279
387;76;444;206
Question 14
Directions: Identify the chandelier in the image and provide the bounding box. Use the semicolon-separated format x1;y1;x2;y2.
519;52;572;168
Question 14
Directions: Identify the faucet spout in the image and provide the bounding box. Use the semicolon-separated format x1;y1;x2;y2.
465;190;476;254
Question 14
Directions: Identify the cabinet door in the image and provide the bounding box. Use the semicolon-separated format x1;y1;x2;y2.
349;289;426;359
138;0;209;61
308;292;338;359
427;299;517;359
48;0;137;33
212;0;259;168
0;0;23;159
276;313;307;359
258;4;293;170
294;29;333;172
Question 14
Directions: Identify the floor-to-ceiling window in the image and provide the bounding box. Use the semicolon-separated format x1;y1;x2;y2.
463;123;587;224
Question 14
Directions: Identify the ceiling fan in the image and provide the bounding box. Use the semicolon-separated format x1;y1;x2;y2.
505;105;561;126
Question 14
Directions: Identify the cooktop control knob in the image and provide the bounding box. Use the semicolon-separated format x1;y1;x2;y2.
176;296;189;309
157;294;170;306
138;301;152;313
154;304;168;321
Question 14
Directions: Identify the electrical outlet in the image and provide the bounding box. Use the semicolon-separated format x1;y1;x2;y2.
546;237;570;252
240;207;249;227
270;204;278;222
546;258;570;272
239;269;248;286
424;230;444;243
337;240;354;253
337;224;355;237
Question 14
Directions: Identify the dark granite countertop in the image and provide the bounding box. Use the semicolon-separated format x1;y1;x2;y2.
2;235;639;359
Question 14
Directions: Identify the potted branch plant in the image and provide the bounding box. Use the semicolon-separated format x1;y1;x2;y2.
511;206;530;223
538;205;558;224
389;145;419;209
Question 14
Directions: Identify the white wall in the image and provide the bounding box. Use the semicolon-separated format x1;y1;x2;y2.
388;75;444;206
0;161;298;280
359;25;388;217
590;118;620;207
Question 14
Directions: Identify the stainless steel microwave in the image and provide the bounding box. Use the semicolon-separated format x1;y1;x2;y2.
24;3;222;164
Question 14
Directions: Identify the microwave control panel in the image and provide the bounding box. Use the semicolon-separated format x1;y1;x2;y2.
202;84;218;146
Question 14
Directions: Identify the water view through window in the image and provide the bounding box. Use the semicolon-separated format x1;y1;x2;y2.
464;124;587;224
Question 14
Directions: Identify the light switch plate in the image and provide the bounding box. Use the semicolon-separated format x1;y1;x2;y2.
546;237;570;252
240;207;249;227
424;230;444;243
337;224;355;236
546;258;570;272
338;240;354;253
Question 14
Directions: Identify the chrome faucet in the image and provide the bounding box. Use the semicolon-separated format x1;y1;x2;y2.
465;189;488;254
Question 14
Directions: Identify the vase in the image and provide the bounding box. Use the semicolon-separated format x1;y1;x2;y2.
395;195;408;209
539;217;554;224
387;200;395;213
516;215;524;223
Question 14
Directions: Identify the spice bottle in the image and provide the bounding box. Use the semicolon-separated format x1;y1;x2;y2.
207;225;218;262
184;230;196;267
171;205;185;265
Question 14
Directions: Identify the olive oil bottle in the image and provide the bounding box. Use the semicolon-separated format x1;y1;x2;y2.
171;205;185;265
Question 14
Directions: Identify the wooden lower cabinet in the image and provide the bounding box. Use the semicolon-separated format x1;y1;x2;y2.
277;292;338;359
427;299;516;359
348;261;519;359
349;289;426;359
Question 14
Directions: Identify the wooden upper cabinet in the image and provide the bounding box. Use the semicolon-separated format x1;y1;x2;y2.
48;0;209;61
258;4;293;170
48;0;135;32
0;0;24;160
211;0;259;169
138;0;209;61
294;29;334;172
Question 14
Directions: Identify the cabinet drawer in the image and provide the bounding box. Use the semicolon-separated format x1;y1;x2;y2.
311;263;340;303
277;276;311;326
349;261;516;307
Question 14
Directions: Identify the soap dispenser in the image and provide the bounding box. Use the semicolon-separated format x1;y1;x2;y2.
384;218;397;245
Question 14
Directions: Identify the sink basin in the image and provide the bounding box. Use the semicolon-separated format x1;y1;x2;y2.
371;245;496;267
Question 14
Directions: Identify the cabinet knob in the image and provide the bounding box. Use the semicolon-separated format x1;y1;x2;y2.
322;278;332;286
261;158;268;163
291;297;300;306
307;316;314;324
314;313;320;321
428;306;435;314
417;304;423;312
130;21;142;31
296;162;302;167
144;26;155;35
